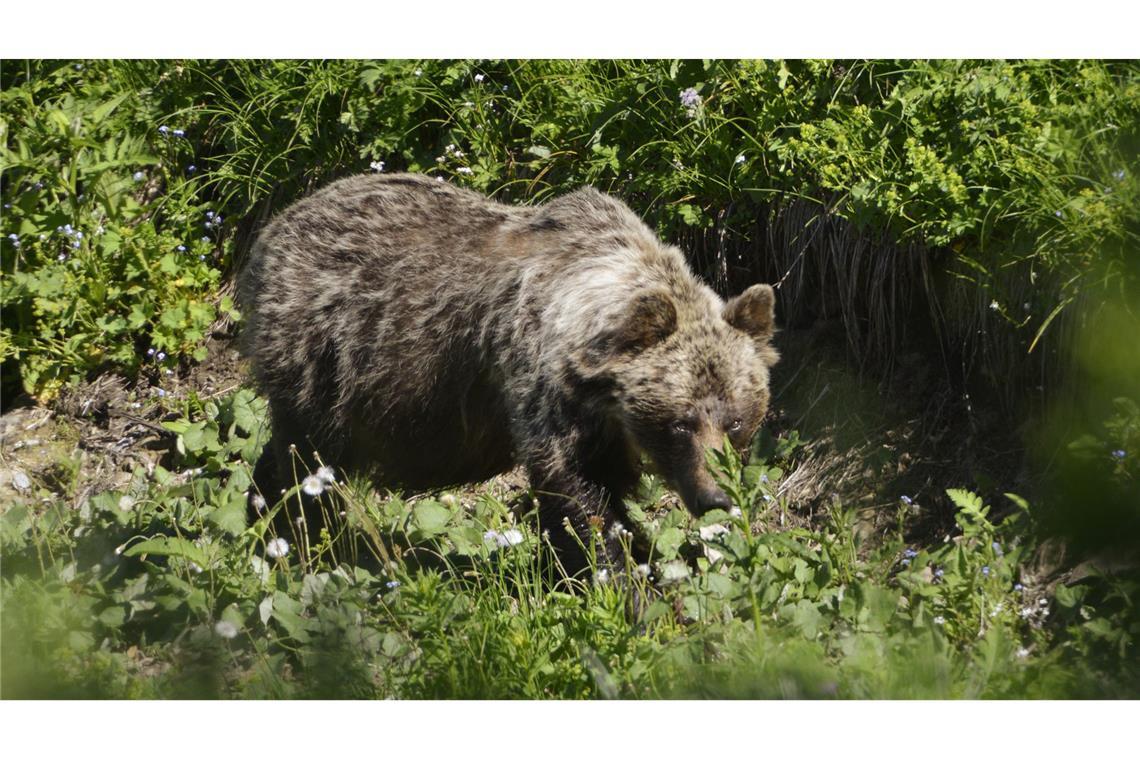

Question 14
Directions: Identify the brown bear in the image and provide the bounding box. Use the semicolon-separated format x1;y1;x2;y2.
238;173;778;574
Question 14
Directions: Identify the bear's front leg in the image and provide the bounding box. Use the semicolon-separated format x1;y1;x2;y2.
525;453;630;578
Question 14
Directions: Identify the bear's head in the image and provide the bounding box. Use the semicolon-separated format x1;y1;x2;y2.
595;283;779;515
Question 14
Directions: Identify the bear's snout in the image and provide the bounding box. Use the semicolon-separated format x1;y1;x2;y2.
694;486;734;515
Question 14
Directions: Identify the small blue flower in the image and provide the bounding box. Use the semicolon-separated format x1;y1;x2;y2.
173;129;185;138
1054;210;1062;218
63;224;73;234
1111;449;1126;460
992;541;1003;556
900;495;913;505
34;182;43;190
158;125;169;135
156;351;166;362
198;254;206;261
903;548;918;559
71;241;81;249
1014;583;1024;592
1112;169;1126;181
7;233;17;241
901;558;911;567
133;171;145;182
176;245;186;252
187;165;197;174
200;236;210;243
934;568;945;579
982;566;991;576
679;87;700;108
156;388;166;398
147;348;155;356
205;210;215;219
386;580;401;589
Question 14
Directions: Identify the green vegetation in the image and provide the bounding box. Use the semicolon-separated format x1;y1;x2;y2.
2;60;1138;698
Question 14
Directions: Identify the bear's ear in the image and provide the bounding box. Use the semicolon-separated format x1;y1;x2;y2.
723;284;776;343
615;289;678;353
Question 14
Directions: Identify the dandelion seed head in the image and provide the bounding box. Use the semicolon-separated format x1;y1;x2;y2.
301;474;325;496
316;465;336;484
266;537;290;559
214;620;239;639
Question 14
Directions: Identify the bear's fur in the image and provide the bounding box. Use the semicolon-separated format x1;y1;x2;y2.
239;173;778;573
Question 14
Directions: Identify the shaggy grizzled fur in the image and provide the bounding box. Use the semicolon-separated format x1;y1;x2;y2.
239;173;778;573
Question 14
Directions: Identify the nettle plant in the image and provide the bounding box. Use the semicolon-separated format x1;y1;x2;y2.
1;62;236;400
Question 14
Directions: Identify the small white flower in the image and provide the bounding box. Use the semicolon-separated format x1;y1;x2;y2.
11;470;31;491
463;101;474;108
989;300;999;311
266;537;290;559
474;73;485;82
301;474;325;496
214;620;239;639
133;171;145;182
315;465;336;484
729;506;743;518
635;563;651;577
1016;647;1030;658
370;160;385;172
1020;606;1034;619
413;68;423;77
735;154;745;164
456;166;474;175
933;615;945;625
250;493;267;513
385;579;401;589
595;568;610;583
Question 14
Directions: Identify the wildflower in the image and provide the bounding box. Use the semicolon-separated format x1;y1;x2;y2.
501;84;509;92
1112;169;1126;181
147;347;156;356
158;125;169;134
500;528;523;546
474;73;485;82
200;236;210;243
1016;647;1030;658
1054;210;1062;218
301;474;325;496
990;602;1004;618
901;559;910;567
57;253;68;262
187;165;196;174
315;465;336;484
456;166;474;175
760;473;769;483
903;548;918;559
155;388;166;398
679;87;700;108
595;568;610;584
933;615;945;625
900;495;913;505
173;129;185;137
735;154;746;164
635;563;651;577
992;541;1003;556
934;567;945;579
250;493;267;513
1038;598;1048;607
71;241;81;249
205;211;214;219
176;245;186;252
95;225;104;235
729;506;742;518
198;254;206;261
1111;449;1126;460
981;565;991;576
413;68;423;77
133;171;145;182
214;620;239;639
370;160;385;172
385;580;401;589
1014;583;1024;592
463;101;474;108
266;537;290;559
1019;606;1034;619
989;300;999;311
6;233;18;249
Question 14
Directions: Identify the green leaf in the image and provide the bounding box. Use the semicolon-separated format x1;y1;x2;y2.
411;500;452;537
123;536;208;566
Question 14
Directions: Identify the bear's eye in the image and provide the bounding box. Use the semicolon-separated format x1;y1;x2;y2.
670;420;695;437
727;418;743;433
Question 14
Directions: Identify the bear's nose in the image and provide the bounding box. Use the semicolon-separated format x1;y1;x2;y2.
696;488;734;514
